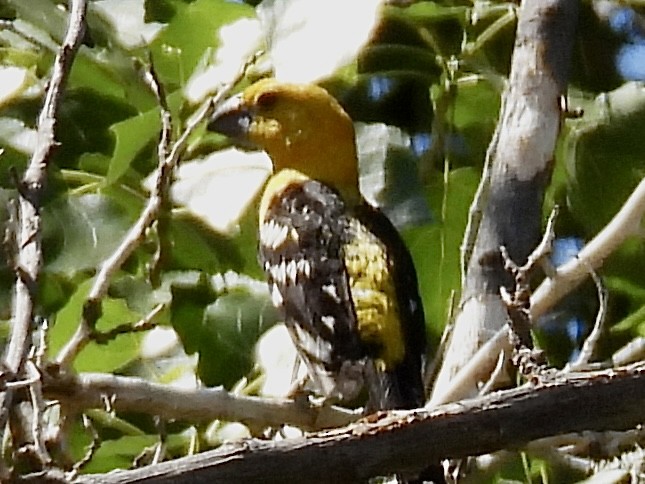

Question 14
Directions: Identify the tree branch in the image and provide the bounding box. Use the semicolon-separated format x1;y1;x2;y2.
41;372;358;432
1;0;87;457
430;178;645;405
54;55;257;367
61;364;645;484
530;178;645;320
432;0;578;404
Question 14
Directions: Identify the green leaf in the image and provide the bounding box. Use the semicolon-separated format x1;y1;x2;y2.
80;432;190;474
169;271;214;355
356;123;432;228
109;275;172;317
450;79;500;167
389;2;469;57
401;2;469;22
611;303;645;336
39;272;72;315
43;193;133;276
55;88;138;165
48;279;143;372
358;44;440;78
0;66;29;106
404;167;479;340
170;271;280;388
77;153;112;177
166;215;247;273
565;83;645;235
0;132;30;184
92;0;165;51
258;0;382;83
6;0;68;42
198;280;278;387
149;0;253;86
77;435;156;474
68;54;131;101
563;83;645;287
607;275;645;336
106;90;182;184
168;148;270;234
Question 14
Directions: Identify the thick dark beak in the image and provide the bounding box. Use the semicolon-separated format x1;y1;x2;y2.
207;94;253;141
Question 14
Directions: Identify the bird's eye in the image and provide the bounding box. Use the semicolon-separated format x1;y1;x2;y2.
256;91;279;111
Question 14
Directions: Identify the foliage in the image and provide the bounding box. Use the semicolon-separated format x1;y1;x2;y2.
0;0;644;480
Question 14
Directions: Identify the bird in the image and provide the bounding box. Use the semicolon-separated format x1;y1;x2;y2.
208;79;427;411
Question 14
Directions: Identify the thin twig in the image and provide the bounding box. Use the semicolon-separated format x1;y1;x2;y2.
529;206;558;274
477;350;507;397
503;206;559;279
34;317;49;369
4;376;40;390
500;206;558;349
152;417;167;466
67;414;101;480
531;178;645;320
25;360;52;467
568;268;608;371
498;210;558;375
1;0;87;459
502;220;554;381
55;53;260;367
528;447;594;475
131;416;167;468
611;337;645;367
90;304;164;345
143;59;173;287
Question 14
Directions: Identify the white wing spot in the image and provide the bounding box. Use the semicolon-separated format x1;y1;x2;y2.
270;284;283;307
294;324;330;362
269;261;288;286
260;220;289;249
286;260;298;284
269;259;311;286
409;299;417;313
321;315;335;332
297;259;311;278
322;284;340;303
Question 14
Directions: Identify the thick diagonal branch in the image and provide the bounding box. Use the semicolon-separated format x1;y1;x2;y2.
432;0;578;404
66;364;644;484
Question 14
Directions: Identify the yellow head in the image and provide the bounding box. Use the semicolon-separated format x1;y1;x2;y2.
208;79;360;201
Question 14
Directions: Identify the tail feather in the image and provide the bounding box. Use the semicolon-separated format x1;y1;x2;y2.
364;356;425;411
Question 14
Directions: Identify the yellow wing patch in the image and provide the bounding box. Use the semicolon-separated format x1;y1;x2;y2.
343;219;405;370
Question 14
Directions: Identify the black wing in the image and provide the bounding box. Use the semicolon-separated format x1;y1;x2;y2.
259;179;366;401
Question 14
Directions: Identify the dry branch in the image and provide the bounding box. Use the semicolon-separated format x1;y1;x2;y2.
1;0;88;464
530;178;645;320
62;364;645;484
432;0;579;404
41;372;358;432
54;55;257;367
432;177;645;405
